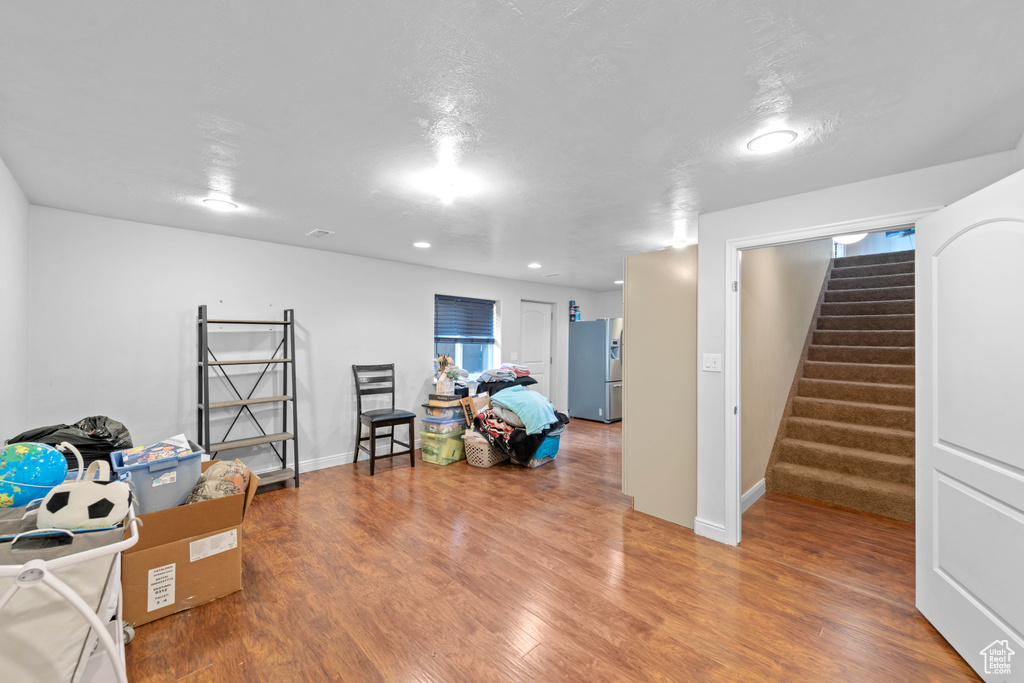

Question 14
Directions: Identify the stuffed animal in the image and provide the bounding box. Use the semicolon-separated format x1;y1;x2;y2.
37;460;132;530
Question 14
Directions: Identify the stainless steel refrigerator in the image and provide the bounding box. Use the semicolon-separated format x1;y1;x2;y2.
568;318;623;423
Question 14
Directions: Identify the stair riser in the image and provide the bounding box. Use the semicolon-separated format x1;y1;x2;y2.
819;300;915;316
808;345;914;365
824;286;915;302
779;441;916;485
792;398;915;431
828;273;915;290
817;314;914;331
771;468;915;522
833;250;916;268
812;330;914;347
786;420;915;457
798;379;915;407
803;362;915;385
831;261;915;279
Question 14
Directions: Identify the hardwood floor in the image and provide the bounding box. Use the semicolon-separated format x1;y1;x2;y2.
126;421;977;682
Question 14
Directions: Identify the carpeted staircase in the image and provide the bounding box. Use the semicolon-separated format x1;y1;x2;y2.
766;249;916;522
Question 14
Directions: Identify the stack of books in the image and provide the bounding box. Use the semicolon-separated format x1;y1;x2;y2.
428;393;462;407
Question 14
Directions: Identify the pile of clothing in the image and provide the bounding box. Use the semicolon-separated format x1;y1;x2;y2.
472;385;568;466
476;363;536;395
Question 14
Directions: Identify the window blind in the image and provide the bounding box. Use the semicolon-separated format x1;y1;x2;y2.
434;295;495;344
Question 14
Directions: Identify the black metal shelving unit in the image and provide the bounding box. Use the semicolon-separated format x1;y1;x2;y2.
197;305;300;488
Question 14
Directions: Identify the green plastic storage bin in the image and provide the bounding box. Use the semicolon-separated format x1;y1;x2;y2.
420;430;466;465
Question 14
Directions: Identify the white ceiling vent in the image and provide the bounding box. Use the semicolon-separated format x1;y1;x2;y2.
305;229;335;238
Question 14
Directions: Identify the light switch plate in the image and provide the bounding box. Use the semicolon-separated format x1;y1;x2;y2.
510;351;519;361
702;353;722;372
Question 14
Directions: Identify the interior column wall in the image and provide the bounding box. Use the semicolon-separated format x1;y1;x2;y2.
0;155;30;441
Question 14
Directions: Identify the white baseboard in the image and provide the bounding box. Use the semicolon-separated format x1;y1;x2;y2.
741;478;766;514
297;438;422;474
694;516;730;545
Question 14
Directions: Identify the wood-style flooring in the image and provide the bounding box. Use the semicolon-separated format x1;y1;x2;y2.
126;421;977;682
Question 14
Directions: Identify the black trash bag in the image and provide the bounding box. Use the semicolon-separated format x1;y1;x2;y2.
6;416;133;469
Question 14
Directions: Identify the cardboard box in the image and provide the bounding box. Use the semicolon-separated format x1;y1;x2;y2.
121;461;259;626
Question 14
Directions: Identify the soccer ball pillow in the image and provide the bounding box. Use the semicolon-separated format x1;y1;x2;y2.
37;461;132;530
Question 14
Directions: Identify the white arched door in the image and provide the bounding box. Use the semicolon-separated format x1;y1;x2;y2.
519;301;553;399
916;168;1024;682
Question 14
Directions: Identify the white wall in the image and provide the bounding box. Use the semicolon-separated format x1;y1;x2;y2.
27;206;609;473
839;229;916;257
585;289;623;320
0;157;30;440
695;150;1019;544
740;239;832;495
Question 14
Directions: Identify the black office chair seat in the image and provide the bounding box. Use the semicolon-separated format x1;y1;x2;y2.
362;408;417;422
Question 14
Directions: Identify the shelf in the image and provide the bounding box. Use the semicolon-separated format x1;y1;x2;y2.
208;319;291;325
207;359;292;366
204;395;292;410
255;468;296;486
210;432;293;453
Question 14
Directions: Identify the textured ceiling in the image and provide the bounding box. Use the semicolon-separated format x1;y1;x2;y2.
2;1;1023;290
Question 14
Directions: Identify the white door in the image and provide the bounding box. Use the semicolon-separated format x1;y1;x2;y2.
917;168;1024;682
519;301;553;399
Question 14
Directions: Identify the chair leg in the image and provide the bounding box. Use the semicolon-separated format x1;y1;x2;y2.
409;418;416;468
389;426;395;456
369;425;376;476
353;421;362;467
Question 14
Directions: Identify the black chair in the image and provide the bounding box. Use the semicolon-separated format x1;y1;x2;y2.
352;364;417;475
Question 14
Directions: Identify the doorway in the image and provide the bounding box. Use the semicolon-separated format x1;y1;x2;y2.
519;300;553;399
723;209;934;544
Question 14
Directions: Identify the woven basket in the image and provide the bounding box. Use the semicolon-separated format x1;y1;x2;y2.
463;433;508;468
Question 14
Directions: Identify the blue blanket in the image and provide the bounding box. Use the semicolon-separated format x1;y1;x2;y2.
490;385;557;435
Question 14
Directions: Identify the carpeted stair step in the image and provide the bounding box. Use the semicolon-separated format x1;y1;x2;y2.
817;314;914;331
828;273;915;290
770;462;915;521
808;345;914;365
830;260;915;279
812;330;914;347
797;378;915;407
833;250;915;268
803;361;915;385
778;439;915;485
825;285;914;303
786;417;915;457
791;396;915;430
819;299;915;316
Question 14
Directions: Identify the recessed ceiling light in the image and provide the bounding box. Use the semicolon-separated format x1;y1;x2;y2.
833;233;868;245
413;241;431;248
203;198;238;212
305;229;334;238
528;263;542;269
614;280;624;285
746;130;798;154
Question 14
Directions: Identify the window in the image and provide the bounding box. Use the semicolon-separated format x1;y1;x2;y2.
434;295;495;376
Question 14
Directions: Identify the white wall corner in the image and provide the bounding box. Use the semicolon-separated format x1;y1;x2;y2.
741;479;766;514
694;516;733;545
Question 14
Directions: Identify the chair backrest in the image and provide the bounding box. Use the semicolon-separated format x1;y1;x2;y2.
352;364;396;415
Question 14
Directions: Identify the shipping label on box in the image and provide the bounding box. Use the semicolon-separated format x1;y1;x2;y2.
190;529;237;561
147;563;175;612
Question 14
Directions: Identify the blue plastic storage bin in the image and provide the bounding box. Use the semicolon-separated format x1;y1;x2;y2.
532;434;560;462
110;442;203;514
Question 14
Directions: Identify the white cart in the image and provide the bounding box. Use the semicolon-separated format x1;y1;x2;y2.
0;446;141;683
